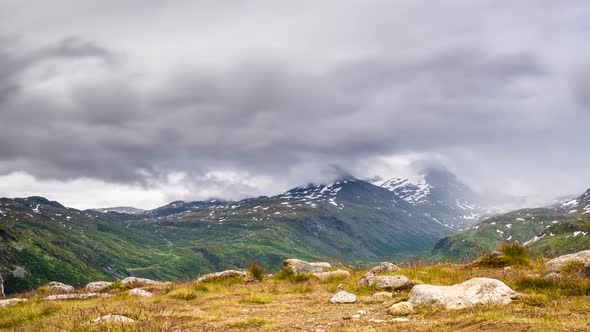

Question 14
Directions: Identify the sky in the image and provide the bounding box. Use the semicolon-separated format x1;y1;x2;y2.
0;0;589;209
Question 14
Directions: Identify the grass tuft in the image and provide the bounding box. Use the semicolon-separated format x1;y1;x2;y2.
248;262;266;281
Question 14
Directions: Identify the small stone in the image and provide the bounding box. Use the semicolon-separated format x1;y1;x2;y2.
351;314;361;320
388;301;415;316
489;250;503;258
358;275;411;289
329;291;356;304
121;277;169;287
89;315;135;324
543;272;562;281
391;318;410;322
85;281;113;292
369;318;386;323
42;282;75;294
0;298;28;308
367;262;400;276
357;310;367;316
374;291;393;298
195;270;248;283
128;288;154;298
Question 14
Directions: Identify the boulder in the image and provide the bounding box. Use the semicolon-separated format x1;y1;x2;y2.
388;301;415;316
408;277;517;309
195;270;248;283
313;269;350;281
374;291;393;299
89;315;135;324
0;298;27;308
489;251;503;258
358;275;411;289
42;281;74;294
543;272;562;282
128;288;154;298
283;259;332;274
578;265;590;278
367;262;400;276
85;281;113;292
121;277;169;287
544;250;590;272
329;291;356;303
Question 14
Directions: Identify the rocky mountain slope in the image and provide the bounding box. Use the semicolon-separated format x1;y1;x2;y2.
433;188;590;261
0;176;472;294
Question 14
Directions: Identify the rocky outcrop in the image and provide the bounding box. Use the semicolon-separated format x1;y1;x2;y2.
85;281;113;292
283;259;332;274
89;315;135;324
128;288;154;298
358;275;411;289
43;293;110;301
313;269;350;281
367;262;400;276
388;301;415;316
195;270;248;283
329;291;356;303
0;298;27;308
408;278;517;309
41;282;74;294
121;277;169;287
544;250;590;272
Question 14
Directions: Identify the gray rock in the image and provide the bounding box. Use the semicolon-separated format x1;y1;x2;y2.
543;272;562;281
388;301;415;316
195;270;248;283
43;293;102;301
408;277;517;309
0;298;27;308
489;250;503;258
367;262;400;276
85;281;113;292
89;315;135;324
128;288;154;298
121;277;169;287
544;250;590;272
283;259;332;274
313;269;350;281
42;281;74;294
329;291;356;303
374;291;393;298
358;275;411;289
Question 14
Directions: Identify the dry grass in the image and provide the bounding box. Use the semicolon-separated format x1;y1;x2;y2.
1;261;590;331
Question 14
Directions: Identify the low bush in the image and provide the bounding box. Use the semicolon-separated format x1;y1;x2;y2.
500;243;529;265
248;262;266;281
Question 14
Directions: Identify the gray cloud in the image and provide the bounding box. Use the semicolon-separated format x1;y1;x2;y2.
0;1;589;207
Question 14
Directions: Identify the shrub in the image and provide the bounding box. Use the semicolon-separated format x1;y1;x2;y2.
473;255;511;268
109;280;123;290
248;262;266;281
172;291;197;301
500;243;529;265
193;284;209;292
271;267;312;282
560;260;585;275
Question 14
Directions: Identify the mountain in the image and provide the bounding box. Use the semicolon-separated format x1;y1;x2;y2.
92;206;145;214
376;168;484;229
0;177;457;294
432;188;590;261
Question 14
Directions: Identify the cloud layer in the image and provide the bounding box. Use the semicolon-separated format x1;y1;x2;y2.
0;1;589;208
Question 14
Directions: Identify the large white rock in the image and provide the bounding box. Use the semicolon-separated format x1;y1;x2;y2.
283;259;332;274
89;315;135;324
313;269;350;281
195;270;248;283
121;277;168;287
544;250;590;272
0;298;28;308
408;278;517;309
329;291;357;303
358;275;410;289
85;281;113;292
42;281;75;294
128;288;154;298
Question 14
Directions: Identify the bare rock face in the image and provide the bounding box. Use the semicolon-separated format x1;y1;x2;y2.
283;259;332;274
313;269;350;281
358;275;411;289
0;298;28;308
544;250;590;272
367;262;400;276
329;291;357;304
121;277;169;287
128;288;154;298
408;277;518;310
195;270;248;283
89;315;135;324
85;281;113;292
388;301;415;316
42;281;75;294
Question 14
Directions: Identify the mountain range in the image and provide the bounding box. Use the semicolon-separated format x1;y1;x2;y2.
0;168;484;294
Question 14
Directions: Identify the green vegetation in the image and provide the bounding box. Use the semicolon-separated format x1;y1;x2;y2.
247;262;265;282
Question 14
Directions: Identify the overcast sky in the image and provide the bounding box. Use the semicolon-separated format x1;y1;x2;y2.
0;0;589;209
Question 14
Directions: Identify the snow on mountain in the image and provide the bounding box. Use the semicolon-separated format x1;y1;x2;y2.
561;188;590;215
